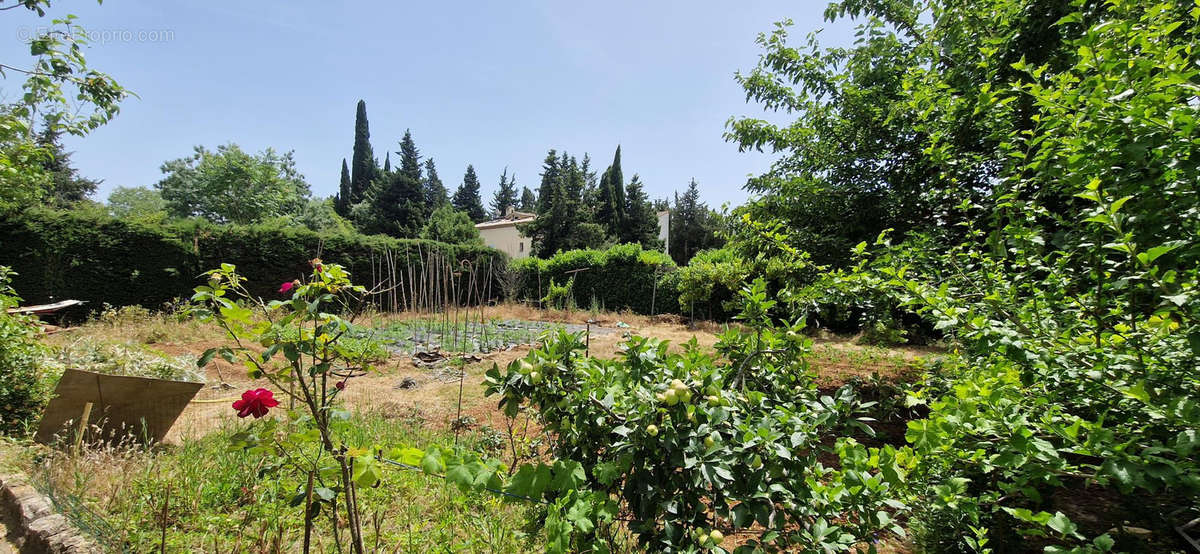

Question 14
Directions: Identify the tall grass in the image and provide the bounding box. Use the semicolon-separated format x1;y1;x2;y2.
29;412;542;552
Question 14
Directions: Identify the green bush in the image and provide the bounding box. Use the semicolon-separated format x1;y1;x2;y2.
512;243;679;315
0;208;506;311
0;267;56;435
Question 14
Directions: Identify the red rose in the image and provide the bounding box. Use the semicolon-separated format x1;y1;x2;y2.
232;388;280;419
335;380;346;391
279;281;295;294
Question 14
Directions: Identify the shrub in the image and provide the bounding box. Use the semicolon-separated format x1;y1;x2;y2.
0;208;506;311
512;243;679;315
0;267;56;435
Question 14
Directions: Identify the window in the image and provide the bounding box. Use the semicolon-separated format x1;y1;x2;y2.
519;242;524;252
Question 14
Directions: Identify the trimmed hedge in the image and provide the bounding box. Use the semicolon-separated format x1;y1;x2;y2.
0;209;506;312
512;243;680;315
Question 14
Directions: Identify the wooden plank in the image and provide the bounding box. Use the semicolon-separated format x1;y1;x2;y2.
35;369;203;446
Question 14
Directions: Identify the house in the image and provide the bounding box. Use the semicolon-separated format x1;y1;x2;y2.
475;208;672;259
475;209;537;259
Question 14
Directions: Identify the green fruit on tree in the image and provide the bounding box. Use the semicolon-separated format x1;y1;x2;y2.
707;395;721;407
519;360;533;375
664;389;679;406
704;434;716;449
679;390;693;403
646;424;659;437
749;454;763;469
709;530;724;543
670;379;685;390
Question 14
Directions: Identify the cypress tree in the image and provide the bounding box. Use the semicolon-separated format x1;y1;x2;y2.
519;187;536;212
350;100;376;203
382;152;392;175
490;167;519;217
335;158;352;216
423;158;449;209
605;145;626;232
452;165;487;222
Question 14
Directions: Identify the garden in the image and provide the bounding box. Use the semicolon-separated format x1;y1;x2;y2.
1;0;1198;552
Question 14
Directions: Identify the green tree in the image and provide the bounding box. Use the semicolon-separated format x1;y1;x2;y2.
335;158;352;216
363;167;424;238
382;152;392;175
349;100;376;204
423;158;448;209
620;174;660;248
155;144;310;224
106;186;167;223
452;164;486;222
596;146;626;235
490;167;519;217
397;130;421;182
535;150;560;213
519;186;536;212
0;1;129;210
669;179;723;265
34;126;100;206
421;205;483;245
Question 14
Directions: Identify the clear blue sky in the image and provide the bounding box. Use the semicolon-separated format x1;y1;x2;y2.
4;1;857;209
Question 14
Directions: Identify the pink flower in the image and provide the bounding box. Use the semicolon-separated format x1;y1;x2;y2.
279;281;294;294
232;388;280;419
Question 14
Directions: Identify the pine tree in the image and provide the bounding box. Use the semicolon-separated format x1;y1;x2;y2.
350;100;376;204
335;158;352;216
669;179;723;264
535;150;560;213
519;187;536;212
365;170;424;238
490;167;519;217
382;152;392;175
452;165;487;222
423;158;449;209
36;126;100;205
621;174;660;248
397;130;421;182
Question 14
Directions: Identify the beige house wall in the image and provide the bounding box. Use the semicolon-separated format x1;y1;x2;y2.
478;224;531;259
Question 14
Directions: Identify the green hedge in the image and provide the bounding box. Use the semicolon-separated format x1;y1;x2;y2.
511;243;680;315
0;209;506;312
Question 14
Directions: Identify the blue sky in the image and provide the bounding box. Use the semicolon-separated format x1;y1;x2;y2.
3;1;858;209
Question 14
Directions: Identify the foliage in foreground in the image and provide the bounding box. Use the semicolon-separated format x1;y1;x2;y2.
487;280;906;553
0;268;55;435
726;0;1200;550
30;415;539;552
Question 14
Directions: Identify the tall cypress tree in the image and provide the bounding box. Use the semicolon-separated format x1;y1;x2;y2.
606;146;625;231
452;165;487;222
335;158;352;215
350;100;376;203
519;187;536;212
490;167;519;217
382;152;392;175
423;158;449;209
